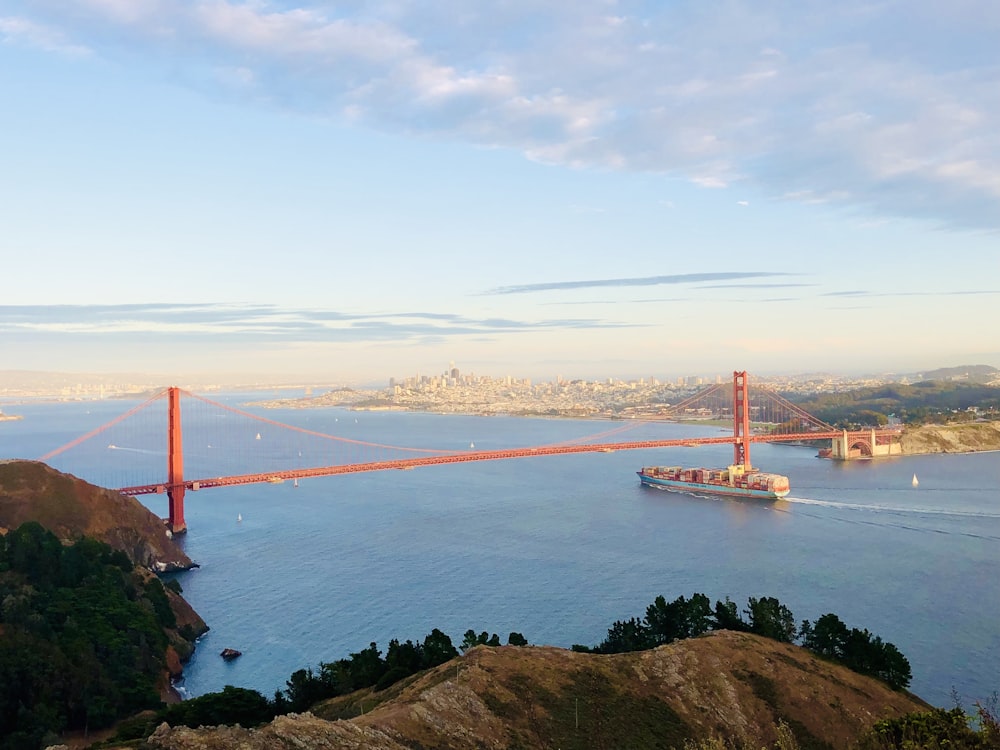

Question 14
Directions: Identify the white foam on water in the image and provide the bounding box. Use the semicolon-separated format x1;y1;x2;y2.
783;495;1000;519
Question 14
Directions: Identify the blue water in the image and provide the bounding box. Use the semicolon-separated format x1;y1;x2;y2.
2;395;998;708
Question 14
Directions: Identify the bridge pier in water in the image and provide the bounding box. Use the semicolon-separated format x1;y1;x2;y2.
828;428;903;460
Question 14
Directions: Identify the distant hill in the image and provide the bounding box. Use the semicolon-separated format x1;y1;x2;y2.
911;364;1000;383
145;631;929;750
0;460;194;573
789;381;1000;426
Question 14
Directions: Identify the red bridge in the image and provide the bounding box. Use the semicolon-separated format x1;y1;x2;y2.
39;371;900;533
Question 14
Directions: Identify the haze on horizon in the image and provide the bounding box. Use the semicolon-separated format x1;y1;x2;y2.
2;1;999;384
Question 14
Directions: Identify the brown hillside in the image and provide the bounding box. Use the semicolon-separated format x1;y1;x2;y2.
145;632;929;750
901;420;1000;454
0;459;194;572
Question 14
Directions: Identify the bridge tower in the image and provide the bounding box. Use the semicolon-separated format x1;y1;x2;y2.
732;371;751;469
167;386;187;534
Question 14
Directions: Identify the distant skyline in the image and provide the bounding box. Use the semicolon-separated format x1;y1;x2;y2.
2;2;999;384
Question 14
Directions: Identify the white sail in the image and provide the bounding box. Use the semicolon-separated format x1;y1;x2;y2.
911;473;919;487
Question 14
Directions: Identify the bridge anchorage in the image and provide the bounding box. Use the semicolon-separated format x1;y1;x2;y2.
37;372;905;533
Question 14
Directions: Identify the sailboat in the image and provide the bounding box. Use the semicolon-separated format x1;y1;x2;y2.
470;441;475;449
911;473;919;487
255;433;261;440
237;513;243;522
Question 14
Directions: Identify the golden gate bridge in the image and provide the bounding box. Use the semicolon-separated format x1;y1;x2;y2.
37;371;901;533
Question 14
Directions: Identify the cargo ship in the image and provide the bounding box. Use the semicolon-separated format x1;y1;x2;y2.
636;371;791;500
637;463;790;500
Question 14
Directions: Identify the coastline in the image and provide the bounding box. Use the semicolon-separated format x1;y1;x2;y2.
249;397;1000;457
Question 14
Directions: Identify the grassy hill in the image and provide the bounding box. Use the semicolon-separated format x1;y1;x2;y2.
143;632;929;750
0;460;194;573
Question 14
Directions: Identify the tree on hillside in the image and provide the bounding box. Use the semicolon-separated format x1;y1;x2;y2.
712;597;749;631
745;596;797;643
421;629;458;666
800;613;911;689
0;523;175;748
800;613;849;658
596;617;652;653
644;593;713;644
461;630;501;651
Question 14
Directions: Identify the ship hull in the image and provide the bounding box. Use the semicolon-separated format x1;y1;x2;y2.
637;472;790;500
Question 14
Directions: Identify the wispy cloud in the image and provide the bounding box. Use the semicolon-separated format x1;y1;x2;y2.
0;303;633;343
485;272;796;295
822;290;1000;299
10;1;1000;229
0;15;90;55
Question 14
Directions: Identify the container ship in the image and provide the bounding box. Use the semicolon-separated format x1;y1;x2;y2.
636;371;790;500
637;463;790;500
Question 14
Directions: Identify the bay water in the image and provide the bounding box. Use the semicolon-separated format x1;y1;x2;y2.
2;393;998;708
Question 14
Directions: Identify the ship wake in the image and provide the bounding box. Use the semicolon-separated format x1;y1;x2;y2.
783;496;1000;520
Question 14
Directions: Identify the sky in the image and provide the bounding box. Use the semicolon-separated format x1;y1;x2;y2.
1;1;999;385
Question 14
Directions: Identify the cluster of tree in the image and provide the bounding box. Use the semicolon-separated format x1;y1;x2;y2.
786;381;1000;428
115;626;532;740
279;628;528;713
461;629;527;649
574;593;911;691
279;629;463;712
0;522;177;750
856;701;999;749
799;614;911;691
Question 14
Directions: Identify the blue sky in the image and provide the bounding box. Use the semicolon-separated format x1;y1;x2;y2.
2;1;998;384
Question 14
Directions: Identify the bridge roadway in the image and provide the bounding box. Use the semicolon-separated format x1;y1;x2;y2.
118;430;851;496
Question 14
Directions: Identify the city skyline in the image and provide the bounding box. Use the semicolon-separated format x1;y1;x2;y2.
2;2;999;383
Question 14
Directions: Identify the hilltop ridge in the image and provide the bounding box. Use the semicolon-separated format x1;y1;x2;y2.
0;460;195;573
144;631;929;750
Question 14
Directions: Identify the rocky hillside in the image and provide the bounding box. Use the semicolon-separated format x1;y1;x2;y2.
901;420;1000;454
0;459;194;572
144;631;929;750
0;460;209;704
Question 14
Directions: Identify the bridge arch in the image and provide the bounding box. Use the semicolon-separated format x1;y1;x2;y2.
847;437;873;457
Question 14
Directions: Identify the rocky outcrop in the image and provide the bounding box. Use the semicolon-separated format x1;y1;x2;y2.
0;460;195;571
144;632;929;750
901;420;1000;454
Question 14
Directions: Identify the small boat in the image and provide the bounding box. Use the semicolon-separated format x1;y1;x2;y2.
293;478;299;488
255;433;261;440
470;441;475;449
912;473;919;487
237;513;242;522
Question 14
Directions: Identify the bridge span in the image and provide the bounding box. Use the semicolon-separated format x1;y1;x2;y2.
39;371;903;533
